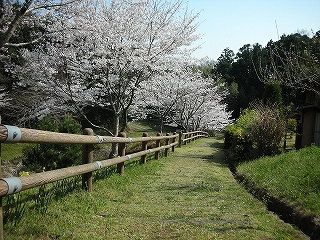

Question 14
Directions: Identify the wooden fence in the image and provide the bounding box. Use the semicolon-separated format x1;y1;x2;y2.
0;124;208;239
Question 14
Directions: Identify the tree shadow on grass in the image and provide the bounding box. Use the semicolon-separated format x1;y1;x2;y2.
202;141;227;165
174;140;227;167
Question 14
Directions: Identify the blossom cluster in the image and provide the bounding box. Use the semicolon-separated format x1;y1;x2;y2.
2;0;232;132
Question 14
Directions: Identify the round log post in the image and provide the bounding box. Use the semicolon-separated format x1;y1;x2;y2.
140;132;148;164
184;133;188;145
117;132;126;175
178;131;182;148
164;133;170;157
171;132;176;152
82;128;94;191
0;116;3;240
155;133;161;160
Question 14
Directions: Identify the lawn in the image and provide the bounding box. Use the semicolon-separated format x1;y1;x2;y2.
1;143;26;161
237;145;320;217
3;137;307;239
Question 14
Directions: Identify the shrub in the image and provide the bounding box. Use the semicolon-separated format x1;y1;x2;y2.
23;115;82;172
225;102;286;161
224;109;258;161
249;102;286;157
287;118;297;133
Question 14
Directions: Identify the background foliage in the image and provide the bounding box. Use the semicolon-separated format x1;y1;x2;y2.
225;102;285;161
22;115;82;172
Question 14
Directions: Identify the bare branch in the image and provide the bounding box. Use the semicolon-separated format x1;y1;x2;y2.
4;35;45;47
0;0;33;48
1;0;78;48
26;0;78;13
80;113;115;137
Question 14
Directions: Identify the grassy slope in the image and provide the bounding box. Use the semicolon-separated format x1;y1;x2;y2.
237;145;320;218
4;137;306;239
125;120;176;138
1;143;26;161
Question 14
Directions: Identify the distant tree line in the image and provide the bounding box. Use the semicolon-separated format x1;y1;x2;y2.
214;31;320;160
212;31;320;118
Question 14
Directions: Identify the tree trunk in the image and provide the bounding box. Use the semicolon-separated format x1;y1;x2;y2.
0;0;33;48
120;110;128;132
159;116;164;134
108;113;120;159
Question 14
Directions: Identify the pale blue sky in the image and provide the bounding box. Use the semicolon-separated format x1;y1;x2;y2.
187;0;320;60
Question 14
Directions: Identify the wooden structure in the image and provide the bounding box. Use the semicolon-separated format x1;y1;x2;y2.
295;88;320;148
0;124;208;239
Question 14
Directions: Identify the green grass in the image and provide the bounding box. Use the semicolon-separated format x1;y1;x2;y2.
284;133;296;150
237;145;320;217
126;120;176;138
1;143;27;161
3;137;307;239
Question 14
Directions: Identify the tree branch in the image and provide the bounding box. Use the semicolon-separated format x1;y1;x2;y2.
81;113;115;137
1;0;77;48
0;0;33;48
4;35;45;47
26;0;78;13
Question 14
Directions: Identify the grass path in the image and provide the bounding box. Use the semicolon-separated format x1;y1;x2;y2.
4;137;307;239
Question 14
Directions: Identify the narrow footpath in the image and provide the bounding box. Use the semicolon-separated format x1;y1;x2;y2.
88;137;307;239
5;137;308;239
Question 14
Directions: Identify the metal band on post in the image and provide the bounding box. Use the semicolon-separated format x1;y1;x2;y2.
96;135;104;143
0;177;22;195
95;161;102;169
0;125;21;143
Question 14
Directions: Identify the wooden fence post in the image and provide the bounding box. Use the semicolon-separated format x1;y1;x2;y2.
117;132;126;175
164;133;170;157
82;128;94;191
0;116;3;240
172;132;176;152
178;131;182;147
184;133;188;145
155;133;161;160
140;132;148;164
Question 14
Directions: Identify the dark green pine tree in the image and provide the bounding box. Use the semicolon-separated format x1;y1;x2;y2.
262;84;282;105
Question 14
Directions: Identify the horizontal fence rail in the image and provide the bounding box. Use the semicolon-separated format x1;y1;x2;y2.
0;125;178;144
0;124;208;197
0;124;208;239
0;142;179;196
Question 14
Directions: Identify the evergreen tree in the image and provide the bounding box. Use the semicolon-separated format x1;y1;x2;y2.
263;84;282;105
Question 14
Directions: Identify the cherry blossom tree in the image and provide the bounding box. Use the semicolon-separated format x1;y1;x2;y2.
16;0;199;120
0;0;82;123
133;68;232;132
132;71;185;133
0;0;79;48
12;0;201;156
172;71;232;131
